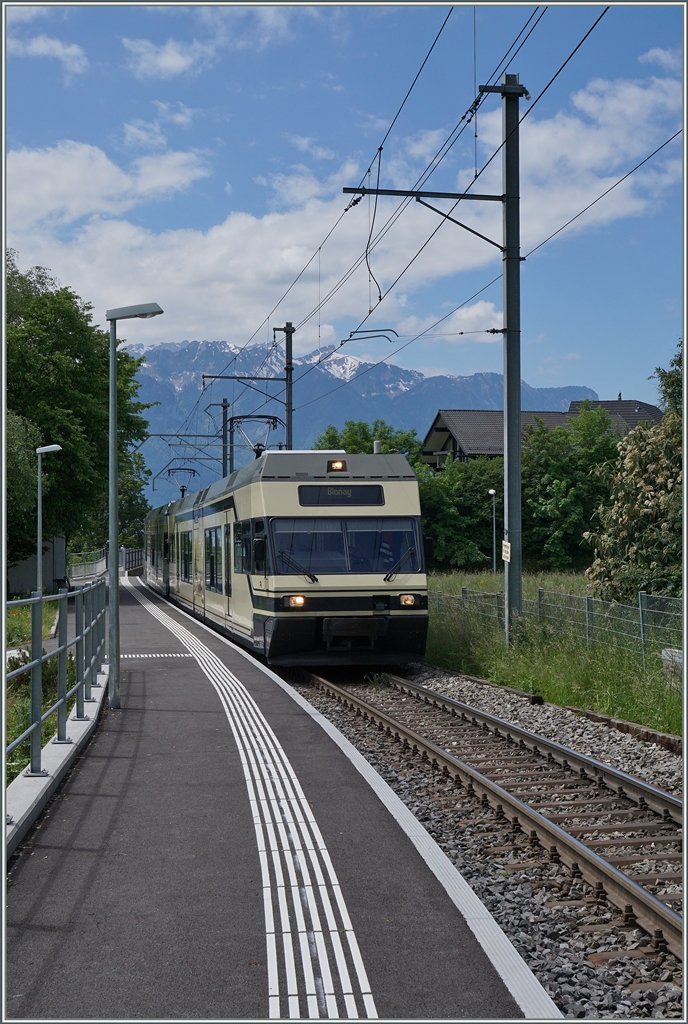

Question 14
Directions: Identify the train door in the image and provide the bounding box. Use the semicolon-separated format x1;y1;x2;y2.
192;509;204;615
230;519;253;637
224;513;234;621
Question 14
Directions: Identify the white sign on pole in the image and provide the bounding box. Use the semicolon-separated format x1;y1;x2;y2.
502;540;511;563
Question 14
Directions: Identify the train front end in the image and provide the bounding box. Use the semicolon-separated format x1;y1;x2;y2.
252;451;429;667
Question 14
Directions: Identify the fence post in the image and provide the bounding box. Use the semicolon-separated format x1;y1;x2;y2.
537;588;544;623
73;589;88;721
639;591;647;672
26;593;47;776
495;592;500;624
54;589;71;743
461;587;467;611
84;585;94;702
585;595;593;649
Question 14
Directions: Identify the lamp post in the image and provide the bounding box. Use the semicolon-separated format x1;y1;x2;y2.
36;444;62;593
104;302;163;709
488;489;497;575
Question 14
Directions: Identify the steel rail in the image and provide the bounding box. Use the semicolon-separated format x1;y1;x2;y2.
384;674;682;825
308;673;682;959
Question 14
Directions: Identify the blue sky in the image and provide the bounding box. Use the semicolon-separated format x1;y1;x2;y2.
5;3;684;407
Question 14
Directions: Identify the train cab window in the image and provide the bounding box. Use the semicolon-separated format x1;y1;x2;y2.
180;531;192;582
224;524;232;596
204;526;222;593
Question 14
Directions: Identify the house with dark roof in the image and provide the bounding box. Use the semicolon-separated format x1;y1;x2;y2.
566;398;663;430
420;402;641;467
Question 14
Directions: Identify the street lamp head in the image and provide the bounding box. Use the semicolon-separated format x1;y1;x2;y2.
105;302;164;321
37;444;62;454
488;488;496;496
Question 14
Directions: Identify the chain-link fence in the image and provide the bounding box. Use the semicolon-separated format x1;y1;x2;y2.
429;587;682;678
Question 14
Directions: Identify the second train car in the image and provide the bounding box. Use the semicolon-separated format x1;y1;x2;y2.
145;449;430;666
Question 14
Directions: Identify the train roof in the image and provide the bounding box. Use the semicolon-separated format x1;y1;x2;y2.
149;450;418;519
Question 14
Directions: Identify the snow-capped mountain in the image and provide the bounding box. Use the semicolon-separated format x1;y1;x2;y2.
127;339;598;500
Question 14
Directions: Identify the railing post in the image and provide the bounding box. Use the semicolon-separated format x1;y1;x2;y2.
639;591;647;672
73;589;88;721
92;580;103;684
84;585;94;702
585;595;593;649
537;588;544;623
54;589;71;743
26;593;47;775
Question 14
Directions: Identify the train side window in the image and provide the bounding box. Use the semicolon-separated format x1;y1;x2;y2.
180;530;192;582
204;526;222;593
253;520;269;575
241;521;252;573
170;532;175;564
233;522;243;574
224;524;232;596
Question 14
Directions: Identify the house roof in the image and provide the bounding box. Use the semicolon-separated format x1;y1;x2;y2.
567;399;663;429
422;409;575;460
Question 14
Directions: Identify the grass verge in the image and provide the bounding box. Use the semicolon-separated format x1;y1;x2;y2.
6;652;77;785
7;598;59;647
429;570;590;599
426;604;682;737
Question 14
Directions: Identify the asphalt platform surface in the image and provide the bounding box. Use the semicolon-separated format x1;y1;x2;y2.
6;580;524;1020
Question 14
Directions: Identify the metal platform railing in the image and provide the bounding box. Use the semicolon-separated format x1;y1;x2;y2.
6;579;106;777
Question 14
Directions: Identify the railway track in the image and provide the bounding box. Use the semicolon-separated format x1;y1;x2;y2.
305;671;682;959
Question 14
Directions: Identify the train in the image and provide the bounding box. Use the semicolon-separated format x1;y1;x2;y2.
144;449;430;666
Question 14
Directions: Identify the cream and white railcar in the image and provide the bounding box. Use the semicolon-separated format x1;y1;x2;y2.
145;450;429;666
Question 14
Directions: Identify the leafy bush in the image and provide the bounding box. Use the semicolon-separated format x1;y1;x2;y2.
585;411;682;600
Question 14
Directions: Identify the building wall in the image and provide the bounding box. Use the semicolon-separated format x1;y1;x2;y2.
7;537;67;596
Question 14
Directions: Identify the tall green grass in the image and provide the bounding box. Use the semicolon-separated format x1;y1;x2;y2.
426;604;682;737
6;599;58;647
429;569;590;599
6;653;77;784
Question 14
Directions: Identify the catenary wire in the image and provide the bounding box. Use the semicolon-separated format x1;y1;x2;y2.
292;127;678;414
173;7;457;434
171;6;550;448
233;7;554;427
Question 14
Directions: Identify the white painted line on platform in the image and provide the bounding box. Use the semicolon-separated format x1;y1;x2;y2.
125;579;377;1020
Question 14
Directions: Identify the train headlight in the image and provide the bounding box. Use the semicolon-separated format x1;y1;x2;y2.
284;595;306;609
399;594;420;607
327;459;347;472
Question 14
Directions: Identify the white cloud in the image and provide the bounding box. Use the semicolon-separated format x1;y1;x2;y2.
5;73;682;355
638;47;682;72
123;36;216;79
287;135;336;160
224;182;233;195
5;6;50;24
7;34;88;74
7;141;209;227
153;100;196;127
123;119;167;149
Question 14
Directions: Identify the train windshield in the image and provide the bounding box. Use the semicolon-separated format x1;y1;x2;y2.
270;517;421;575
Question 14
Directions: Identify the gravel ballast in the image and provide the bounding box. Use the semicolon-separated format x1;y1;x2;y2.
291;679;683;1020
406;664;683;798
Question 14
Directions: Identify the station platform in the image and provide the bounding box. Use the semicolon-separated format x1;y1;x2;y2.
6;578;559;1020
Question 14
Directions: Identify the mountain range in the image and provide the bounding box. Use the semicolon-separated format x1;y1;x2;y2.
126;340;598;500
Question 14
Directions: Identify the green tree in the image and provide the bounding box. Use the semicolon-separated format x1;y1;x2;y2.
650;338;682;415
314;419;421;462
416;457;504;569
521;404;621;570
6;253;152;551
6;411;42;563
